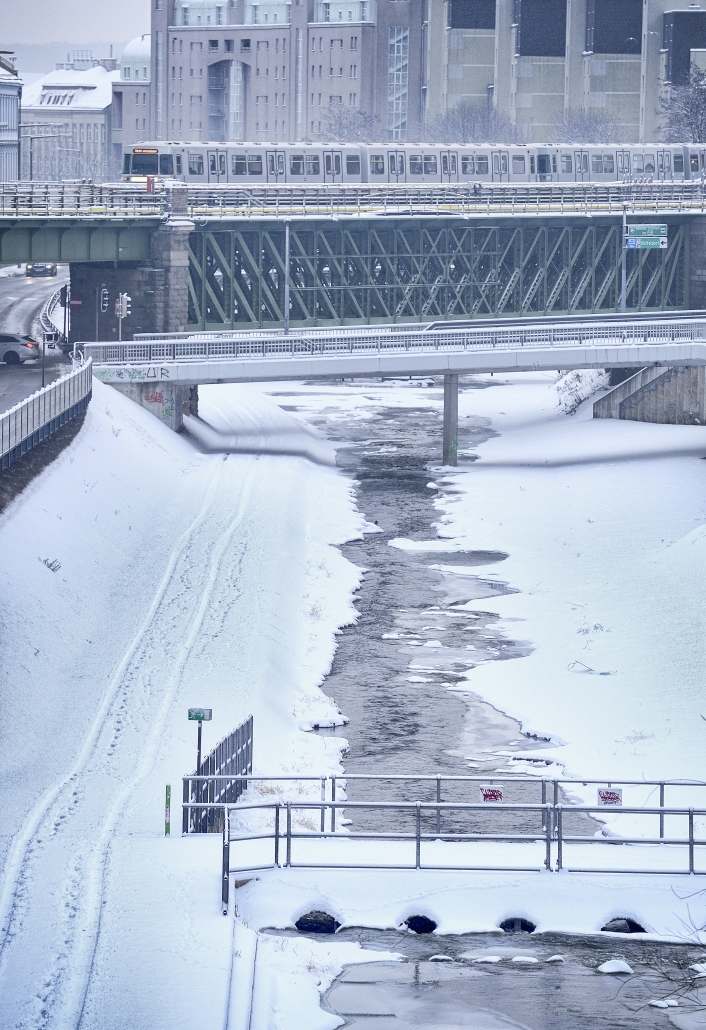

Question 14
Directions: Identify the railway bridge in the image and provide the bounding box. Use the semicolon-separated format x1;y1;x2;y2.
2;180;706;341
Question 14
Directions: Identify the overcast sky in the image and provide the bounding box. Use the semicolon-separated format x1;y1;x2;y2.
4;0;149;44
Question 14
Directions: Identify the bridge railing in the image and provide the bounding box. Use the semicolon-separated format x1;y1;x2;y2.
0;358;92;471
84;316;706;366
3;180;706;219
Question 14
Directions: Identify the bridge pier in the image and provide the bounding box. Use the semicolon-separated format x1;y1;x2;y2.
442;374;459;466
111;381;197;431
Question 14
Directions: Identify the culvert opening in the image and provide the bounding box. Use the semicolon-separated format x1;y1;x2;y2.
405;915;438;934
295;911;341;934
601;917;646;934
500;918;536;934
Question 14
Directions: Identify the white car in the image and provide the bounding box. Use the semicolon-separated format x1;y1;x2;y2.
0;334;40;364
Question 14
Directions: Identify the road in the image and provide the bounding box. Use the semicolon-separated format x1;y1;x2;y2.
0;266;71;412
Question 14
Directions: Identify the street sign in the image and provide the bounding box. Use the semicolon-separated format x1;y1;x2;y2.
69;295;82;310
627;237;668;249
188;708;212;721
100;287;109;313
627;224;667;237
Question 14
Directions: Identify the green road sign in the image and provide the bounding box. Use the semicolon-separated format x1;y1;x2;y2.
626;236;668;249
627;224;668;237
188;707;212;721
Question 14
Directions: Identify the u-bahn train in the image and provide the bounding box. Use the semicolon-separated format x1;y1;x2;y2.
121;140;706;185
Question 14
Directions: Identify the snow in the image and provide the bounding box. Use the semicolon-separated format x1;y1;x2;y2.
597;959;634;974
2;365;706;1027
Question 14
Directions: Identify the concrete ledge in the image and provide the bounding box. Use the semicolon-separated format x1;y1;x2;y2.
593;368;667;419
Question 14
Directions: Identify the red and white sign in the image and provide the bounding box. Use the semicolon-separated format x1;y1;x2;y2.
597;788;623;807
480;786;504;803
69;295;82;310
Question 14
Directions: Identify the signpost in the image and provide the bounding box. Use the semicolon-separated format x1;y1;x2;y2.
188;707;213;773
621;219;668;312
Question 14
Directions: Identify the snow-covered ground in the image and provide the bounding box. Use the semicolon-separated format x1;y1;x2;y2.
2;367;706;1028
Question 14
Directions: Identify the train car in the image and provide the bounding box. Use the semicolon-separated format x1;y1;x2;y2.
122;141;706;186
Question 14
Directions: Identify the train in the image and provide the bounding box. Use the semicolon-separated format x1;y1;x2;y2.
121;140;706;186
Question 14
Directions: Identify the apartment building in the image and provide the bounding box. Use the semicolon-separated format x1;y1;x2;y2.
111;35;153;174
428;0;706;144
0;53;21;181
147;0;426;144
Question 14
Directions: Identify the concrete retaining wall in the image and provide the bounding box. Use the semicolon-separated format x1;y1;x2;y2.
593;366;706;425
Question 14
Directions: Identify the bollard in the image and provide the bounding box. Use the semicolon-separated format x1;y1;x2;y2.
165;784;171;836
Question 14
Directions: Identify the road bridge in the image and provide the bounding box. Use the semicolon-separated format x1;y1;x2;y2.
85;313;706;460
2;182;706;340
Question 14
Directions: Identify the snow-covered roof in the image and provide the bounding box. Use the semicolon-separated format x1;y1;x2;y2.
120;35;151;82
21;66;119;113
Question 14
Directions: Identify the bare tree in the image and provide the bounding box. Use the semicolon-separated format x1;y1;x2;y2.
553;108;624;144
319;106;380;143
426;100;519;144
662;67;706;143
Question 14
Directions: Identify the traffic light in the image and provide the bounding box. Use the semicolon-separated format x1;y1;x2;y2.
100;287;109;313
115;293;132;319
123;294;131;316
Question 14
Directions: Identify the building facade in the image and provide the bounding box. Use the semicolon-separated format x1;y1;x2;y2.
21;59;119;181
147;0;427;145
111;35;153;176
0;53;21;181
428;0;706;143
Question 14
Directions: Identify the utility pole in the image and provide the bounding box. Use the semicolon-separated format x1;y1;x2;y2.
621;206;627;314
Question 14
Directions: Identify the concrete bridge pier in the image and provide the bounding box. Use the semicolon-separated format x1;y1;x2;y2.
111;381;198;431
442;374;459;466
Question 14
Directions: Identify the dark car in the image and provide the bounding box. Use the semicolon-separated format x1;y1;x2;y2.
25;263;57;277
0;334;40;363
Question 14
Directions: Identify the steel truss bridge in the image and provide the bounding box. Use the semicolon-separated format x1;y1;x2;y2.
1;180;704;331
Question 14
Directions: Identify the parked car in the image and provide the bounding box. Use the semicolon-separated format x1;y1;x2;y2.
25;263;57;277
0;334;40;363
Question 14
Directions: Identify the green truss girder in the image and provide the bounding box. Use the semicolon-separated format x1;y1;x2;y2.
187;220;689;331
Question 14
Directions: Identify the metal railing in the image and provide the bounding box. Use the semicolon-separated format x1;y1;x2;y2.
3;180;706;220
40;286;66;344
84;314;706;367
183;715;253;833
0;358;92;471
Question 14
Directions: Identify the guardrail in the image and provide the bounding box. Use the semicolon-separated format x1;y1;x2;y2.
40;287;67;346
3;180;706;220
85;315;706;367
0;358;92;472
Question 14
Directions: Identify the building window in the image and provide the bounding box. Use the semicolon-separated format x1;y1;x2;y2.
209;39;219;50
351;35;358;49
156;0;163;8
387;25;409;140
241;38;251;52
135;118;139;129
350;63;357;77
225;38;234;51
349;91;356;105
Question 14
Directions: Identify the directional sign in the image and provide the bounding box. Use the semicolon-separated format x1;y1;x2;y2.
188;708;212;721
627;237;668;249
627;224;667;237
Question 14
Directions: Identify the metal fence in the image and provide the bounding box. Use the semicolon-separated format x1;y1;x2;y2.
182;714;253;833
0;358;92;472
3;180;706;221
84;314;706;367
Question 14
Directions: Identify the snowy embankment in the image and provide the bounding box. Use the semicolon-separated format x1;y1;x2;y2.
0;380;375;1029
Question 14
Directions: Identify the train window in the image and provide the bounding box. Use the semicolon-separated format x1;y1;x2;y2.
423;155;437;174
561;154;572;173
290;154;305;174
461;155;474;174
537;154;551;175
409;155;423;175
449;154;457;173
159;154;174;175
175;155;182;174
232;154;247;174
370;154;385;174
306;155;320;174
603;154;614;173
346;155;360;175
122;154;131;174
674;153;684;173
617;153;623;173
512;155;525;174
591;155;603;173
476;155;488;174
247;155;263;175
132;151;159;174
492;154;499;174
664;153;671;171
633;154;643;173
644;154;655;174
188;153;204;175
209;153;217;175
691;153;700;172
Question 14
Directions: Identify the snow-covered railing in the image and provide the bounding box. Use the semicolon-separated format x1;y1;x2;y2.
182;715;253;834
0;358;92;472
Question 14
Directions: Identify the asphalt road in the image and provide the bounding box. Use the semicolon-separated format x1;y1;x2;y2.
0;267;72;412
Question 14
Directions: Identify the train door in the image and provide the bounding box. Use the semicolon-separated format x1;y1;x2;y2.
491;150;509;181
441;150;458;182
266;150;286;182
616;150;630;179
388;151;406;182
207;149;227;183
324;150;343;182
656;149;672;180
574;150;589;181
